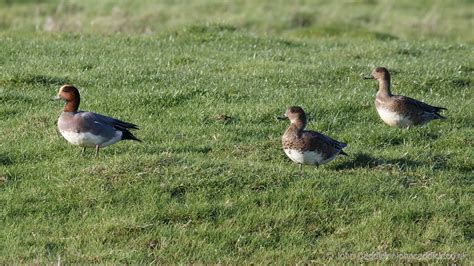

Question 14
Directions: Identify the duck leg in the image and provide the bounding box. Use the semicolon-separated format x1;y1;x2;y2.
95;145;100;157
81;147;86;156
299;164;304;176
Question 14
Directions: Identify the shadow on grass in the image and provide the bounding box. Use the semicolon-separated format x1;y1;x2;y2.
6;74;69;86
334;152;421;170
369;130;442;148
0;153;13;166
168;146;212;154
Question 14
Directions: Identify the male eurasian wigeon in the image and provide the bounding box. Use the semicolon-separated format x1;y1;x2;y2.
279;106;347;171
365;67;446;129
54;84;141;156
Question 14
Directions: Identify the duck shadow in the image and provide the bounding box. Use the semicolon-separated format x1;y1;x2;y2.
334;152;421;171
373;130;442;147
10;74;69;86
0;153;13;166
407;130;441;141
167;145;212;154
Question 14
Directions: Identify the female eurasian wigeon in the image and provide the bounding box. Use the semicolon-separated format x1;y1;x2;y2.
279;106;347;171
54;84;141;156
365;67;446;129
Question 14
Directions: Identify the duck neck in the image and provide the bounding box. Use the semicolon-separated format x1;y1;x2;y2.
64;98;79;112
293;119;306;131
287;119;305;137
376;78;392;98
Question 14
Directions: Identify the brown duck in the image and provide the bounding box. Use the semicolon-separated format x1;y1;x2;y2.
365;67;446;128
279;106;347;169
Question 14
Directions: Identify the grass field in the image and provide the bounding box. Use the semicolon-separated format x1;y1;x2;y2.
1;0;473;263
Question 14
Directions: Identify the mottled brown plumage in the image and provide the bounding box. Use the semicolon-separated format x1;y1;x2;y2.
365;67;446;128
280;106;347;167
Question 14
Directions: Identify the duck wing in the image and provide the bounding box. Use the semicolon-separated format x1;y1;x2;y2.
78;111;141;141
302;130;347;156
393;95;446;118
79;111;139;130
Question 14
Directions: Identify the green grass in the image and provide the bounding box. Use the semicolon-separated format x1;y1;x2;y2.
1;0;473;264
1;0;473;42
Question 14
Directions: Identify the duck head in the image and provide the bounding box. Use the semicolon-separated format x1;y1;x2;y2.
53;84;80;112
278;106;307;129
364;67;391;81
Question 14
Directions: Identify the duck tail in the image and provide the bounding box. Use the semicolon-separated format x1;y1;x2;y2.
339;150;348;156
121;130;142;142
433;109;446;119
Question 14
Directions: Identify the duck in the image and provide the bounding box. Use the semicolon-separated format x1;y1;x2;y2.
365;67;446;129
279;106;347;171
53;84;141;156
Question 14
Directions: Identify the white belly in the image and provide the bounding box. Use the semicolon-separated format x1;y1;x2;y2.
376;107;412;128
284;148;335;165
59;130;122;148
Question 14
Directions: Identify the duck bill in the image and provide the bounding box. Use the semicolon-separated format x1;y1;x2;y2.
52;95;61;100
363;74;374;80
276;116;288;120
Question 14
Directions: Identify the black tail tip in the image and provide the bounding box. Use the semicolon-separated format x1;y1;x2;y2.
124;136;142;142
436;113;447;119
339;150;348;156
122;131;142;142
